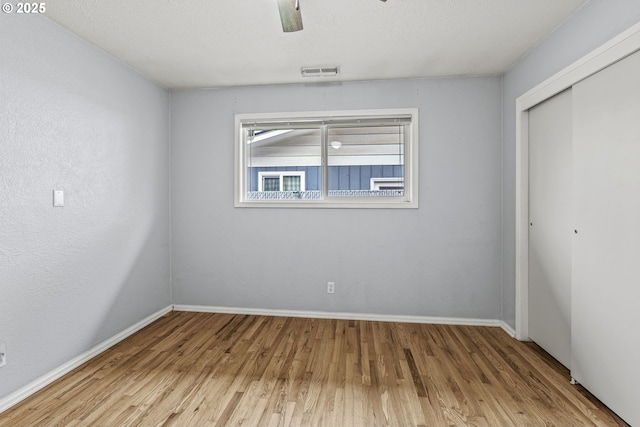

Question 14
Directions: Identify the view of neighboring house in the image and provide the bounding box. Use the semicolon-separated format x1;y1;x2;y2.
245;124;405;200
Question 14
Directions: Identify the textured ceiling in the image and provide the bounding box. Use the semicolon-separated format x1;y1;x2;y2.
43;0;587;89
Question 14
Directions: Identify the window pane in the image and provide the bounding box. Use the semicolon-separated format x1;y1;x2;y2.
263;177;280;191
236;109;417;208
245;128;321;200
327;125;405;197
282;175;301;191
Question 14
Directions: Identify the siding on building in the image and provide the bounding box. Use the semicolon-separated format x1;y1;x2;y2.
249;165;403;191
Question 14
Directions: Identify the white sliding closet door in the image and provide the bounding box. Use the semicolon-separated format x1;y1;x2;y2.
572;50;640;427
528;89;573;368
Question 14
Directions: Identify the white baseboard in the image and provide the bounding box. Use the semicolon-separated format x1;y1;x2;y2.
0;305;173;414
500;321;517;338
173;304;504;328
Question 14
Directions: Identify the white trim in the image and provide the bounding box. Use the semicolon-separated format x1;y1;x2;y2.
515;20;640;341
258;171;306;192
500;321;517;338
0;305;173;414
250;129;294;144
173;304;502;328
370;177;404;191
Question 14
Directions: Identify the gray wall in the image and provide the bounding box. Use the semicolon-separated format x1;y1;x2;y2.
0;16;171;398
171;77;503;318
501;0;640;328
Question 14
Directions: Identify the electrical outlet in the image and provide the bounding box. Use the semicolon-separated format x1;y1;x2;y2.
0;342;6;368
327;282;335;294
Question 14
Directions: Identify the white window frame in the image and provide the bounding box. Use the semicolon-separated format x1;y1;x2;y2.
235;108;419;209
258;171;306;192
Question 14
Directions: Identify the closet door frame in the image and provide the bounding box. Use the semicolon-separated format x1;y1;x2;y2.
514;21;640;341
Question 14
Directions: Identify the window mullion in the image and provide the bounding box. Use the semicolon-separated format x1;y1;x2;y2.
403;123;410;203
321;125;328;200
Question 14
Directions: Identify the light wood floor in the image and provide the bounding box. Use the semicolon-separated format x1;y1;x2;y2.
0;312;628;427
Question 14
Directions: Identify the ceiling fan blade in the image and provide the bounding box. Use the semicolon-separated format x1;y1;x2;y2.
277;0;303;32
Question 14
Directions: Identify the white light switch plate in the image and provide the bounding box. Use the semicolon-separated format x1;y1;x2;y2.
53;190;64;207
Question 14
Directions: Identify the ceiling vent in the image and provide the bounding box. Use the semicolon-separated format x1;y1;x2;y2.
301;66;340;77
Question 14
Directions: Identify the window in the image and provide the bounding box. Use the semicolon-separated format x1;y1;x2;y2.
235;108;418;208
258;171;306;192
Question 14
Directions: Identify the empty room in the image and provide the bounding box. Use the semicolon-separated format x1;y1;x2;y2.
1;0;640;426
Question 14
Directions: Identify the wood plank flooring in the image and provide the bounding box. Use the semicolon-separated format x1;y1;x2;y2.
0;312;628;426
